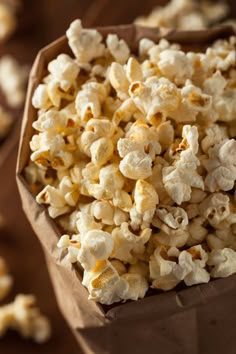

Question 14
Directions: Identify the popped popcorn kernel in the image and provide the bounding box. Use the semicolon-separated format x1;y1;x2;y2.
0;295;51;343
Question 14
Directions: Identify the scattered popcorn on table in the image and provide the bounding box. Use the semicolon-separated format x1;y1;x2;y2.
0;294;51;343
0;55;29;108
0;0;19;42
0;257;13;301
25;20;236;305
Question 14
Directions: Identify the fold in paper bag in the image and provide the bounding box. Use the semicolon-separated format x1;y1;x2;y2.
16;24;236;354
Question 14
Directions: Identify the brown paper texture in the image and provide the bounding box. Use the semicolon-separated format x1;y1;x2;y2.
16;24;236;354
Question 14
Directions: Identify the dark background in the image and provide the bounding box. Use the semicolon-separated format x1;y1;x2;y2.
0;1;235;353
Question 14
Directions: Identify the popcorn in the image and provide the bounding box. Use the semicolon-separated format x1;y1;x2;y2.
36;176;79;218
129;77;180;123
158;50;193;85
82;260;128;304
199;193;230;228
66;19;105;63
32;84;51;110
106;34;130;64
109;62;129;101
119;150;152;180
58;229;114;270
0;106;12;140
0;257;13;301
0;55;28;108
206;37;236;72
154;205;188;230
162;125;204;205
0;295;51;343
149;245;180;291
26;19;236;304
134;179;159;214
207;227;236;251
112;223;151;263
121;273;148;301
201;123;228;153
75;82;107;120
173;245;210;286
186;217;208;247
48;54;80;91
208;248;236;278
203;140;236;192
135;0;229;29
0;2;16;42
126;57;143;83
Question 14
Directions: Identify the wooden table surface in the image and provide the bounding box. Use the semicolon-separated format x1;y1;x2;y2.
0;1;235;354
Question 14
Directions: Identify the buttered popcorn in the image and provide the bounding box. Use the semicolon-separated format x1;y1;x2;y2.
25;20;236;305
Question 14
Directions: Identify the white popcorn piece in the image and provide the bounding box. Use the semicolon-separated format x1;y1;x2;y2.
163;125;204;205
207;227;236;251
147;157;173;205
48;54;80;91
75;212;102;236
121;273;148;301
0;257;13;301
201;123;228;153
106;34;130;64
82;260;128;305
0;106;12;139
186;217;208;247
0;295;51;343
152;227;189;248
156;121;174;151
75;82;107;120
66;19;105;63
199;193;230;227
36;176;79;218
0;55;28;108
139;38;155;58
149;245;180;291
112;98;137;125
90;137;114;167
119;150;152;180
126;57;143;83
129;261;149;278
134;179;159;214
112;222;151;263
154;205;188;230
129;77;180;123
208;248;236;278
158;49;193;85
109;62;129;101
32;84;51;110
58;229;114;271
173;245;210;286
203;140;236;192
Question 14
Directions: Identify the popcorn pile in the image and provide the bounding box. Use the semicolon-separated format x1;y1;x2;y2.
26;19;236;305
0;256;51;343
135;0;233;30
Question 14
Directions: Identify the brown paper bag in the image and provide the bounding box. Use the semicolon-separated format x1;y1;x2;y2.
16;24;236;354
